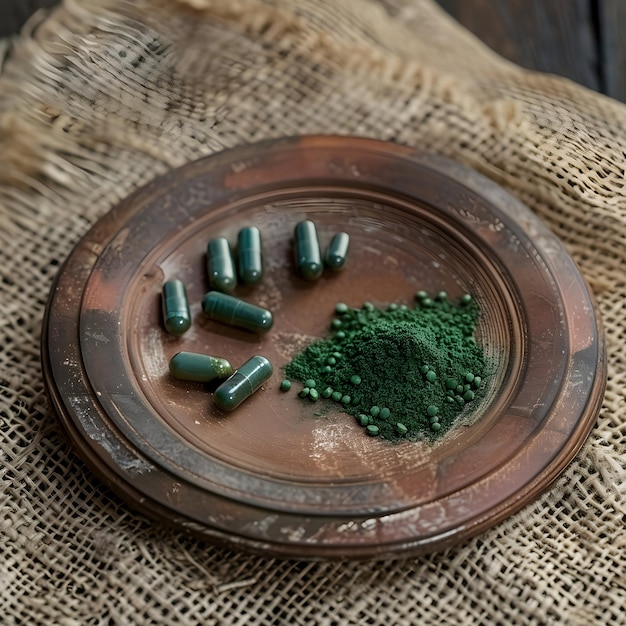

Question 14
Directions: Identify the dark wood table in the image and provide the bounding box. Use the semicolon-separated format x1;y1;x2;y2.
1;1;624;102
437;0;626;103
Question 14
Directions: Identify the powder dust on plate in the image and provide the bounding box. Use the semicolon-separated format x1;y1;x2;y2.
282;292;488;442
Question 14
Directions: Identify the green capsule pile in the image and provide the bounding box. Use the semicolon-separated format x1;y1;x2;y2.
283;292;488;441
163;220;350;412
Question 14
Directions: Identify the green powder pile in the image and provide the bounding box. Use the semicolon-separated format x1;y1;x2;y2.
283;292;488;441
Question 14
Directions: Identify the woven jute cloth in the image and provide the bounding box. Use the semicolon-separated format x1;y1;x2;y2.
1;0;625;624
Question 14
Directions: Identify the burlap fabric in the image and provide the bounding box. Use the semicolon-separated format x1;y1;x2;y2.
1;0;625;623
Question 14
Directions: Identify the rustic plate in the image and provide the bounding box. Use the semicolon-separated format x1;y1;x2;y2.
42;136;606;559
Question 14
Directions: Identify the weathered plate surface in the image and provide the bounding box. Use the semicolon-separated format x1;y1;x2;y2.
42;136;606;559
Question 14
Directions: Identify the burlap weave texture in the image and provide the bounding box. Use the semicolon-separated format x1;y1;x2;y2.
0;0;625;624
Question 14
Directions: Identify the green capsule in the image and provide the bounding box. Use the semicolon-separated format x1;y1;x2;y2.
169;351;232;382
294;220;323;280
279;379;291;392
426;370;437;383
207;237;237;293
321;386;333;398
202;291;273;332
335;302;349;315
341;394;351;406
426;405;439;417
305;378;317;389
299;387;310;398
324;232;350;270
396;423;408;435
366;425;380;436
331;391;342;402
162;279;191;336
214;355;273;411
379;407;391;420
237;226;263;284
309;388;320;402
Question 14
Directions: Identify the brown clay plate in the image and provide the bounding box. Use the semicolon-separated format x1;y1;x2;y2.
42;136;606;559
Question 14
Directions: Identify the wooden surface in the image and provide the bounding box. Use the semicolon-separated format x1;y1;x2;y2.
1;0;625;101
0;0;58;37
436;0;626;102
597;0;626;102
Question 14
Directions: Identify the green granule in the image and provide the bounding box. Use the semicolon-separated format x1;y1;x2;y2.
283;293;488;442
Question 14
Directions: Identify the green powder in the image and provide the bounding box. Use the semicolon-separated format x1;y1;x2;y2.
283;293;488;441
